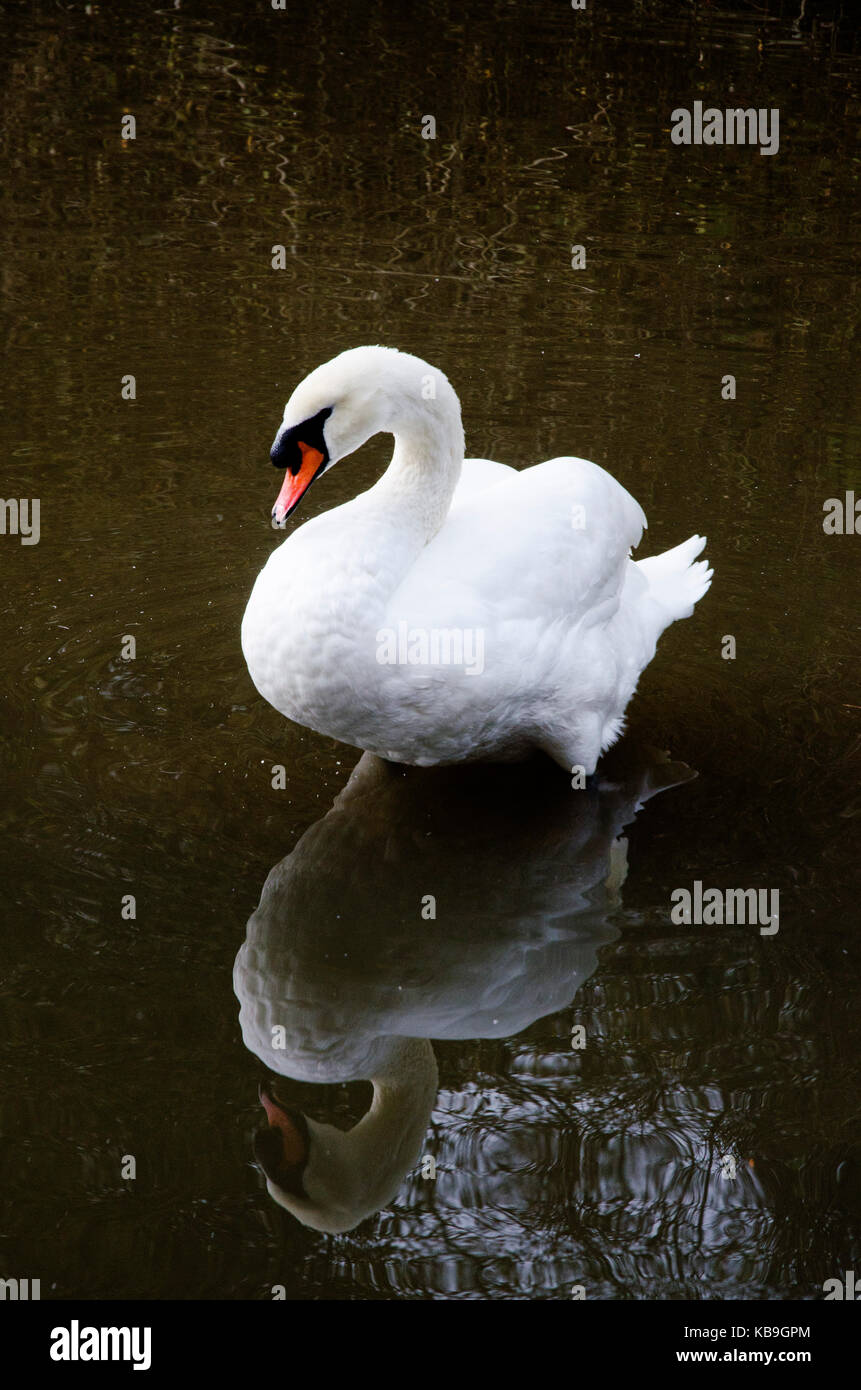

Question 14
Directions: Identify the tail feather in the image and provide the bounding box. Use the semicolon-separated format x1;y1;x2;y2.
637;534;713;625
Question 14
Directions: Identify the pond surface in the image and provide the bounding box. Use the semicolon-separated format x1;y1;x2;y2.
1;0;859;1299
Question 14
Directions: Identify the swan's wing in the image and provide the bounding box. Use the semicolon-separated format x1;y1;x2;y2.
449;456;517;511
392;456;646;630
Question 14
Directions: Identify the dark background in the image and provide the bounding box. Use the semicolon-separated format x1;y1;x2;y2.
0;0;859;1299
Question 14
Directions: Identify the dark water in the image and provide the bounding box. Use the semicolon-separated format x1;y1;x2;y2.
1;0;859;1300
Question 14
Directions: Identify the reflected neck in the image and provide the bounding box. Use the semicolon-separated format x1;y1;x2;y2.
305;1039;439;1231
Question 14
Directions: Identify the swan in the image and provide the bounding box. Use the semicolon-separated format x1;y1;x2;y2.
234;747;696;1231
241;347;712;771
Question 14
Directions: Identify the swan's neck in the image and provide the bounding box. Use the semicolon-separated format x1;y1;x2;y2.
336;1038;438;1173
297;1039;439;1231
363;409;464;545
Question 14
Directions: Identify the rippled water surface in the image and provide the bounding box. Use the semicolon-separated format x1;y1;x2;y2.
1;0;860;1300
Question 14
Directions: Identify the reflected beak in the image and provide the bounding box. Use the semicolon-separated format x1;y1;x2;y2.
272;442;326;525
258;1083;309;1168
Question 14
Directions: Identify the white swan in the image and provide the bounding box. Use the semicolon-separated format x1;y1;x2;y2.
234;748;696;1231
241;347;712;771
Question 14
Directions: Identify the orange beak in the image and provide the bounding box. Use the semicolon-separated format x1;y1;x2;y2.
272;442;325;524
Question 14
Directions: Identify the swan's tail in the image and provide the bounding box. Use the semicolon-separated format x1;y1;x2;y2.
637;534;713;627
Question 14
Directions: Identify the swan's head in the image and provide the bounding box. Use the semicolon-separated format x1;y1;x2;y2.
253;1084;313;1203
253;1086;375;1235
252;1080;410;1236
250;1039;439;1234
268;345;461;524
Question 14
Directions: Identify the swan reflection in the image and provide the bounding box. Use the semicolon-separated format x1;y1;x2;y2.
234;748;707;1237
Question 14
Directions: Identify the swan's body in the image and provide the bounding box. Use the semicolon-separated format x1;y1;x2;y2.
241;347;712;771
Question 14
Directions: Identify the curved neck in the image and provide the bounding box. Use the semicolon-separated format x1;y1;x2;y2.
361;406;465;546
283;1039;439;1233
331;1037;438;1182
